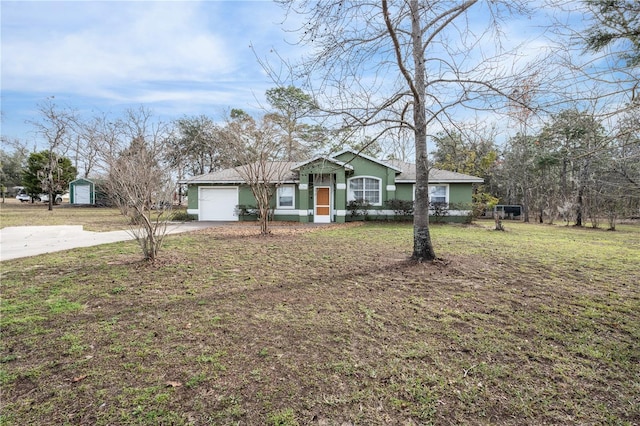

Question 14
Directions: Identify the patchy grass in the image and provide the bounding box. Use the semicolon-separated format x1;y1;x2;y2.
1;199;193;231
0;219;639;425
0;199;130;231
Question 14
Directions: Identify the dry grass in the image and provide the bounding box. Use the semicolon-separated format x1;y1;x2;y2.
0;198;130;232
1;206;639;425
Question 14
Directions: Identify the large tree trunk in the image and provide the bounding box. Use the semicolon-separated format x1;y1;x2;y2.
409;0;436;261
413;125;435;260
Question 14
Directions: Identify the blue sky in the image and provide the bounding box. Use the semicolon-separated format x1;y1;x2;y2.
1;0;304;147
0;0;629;151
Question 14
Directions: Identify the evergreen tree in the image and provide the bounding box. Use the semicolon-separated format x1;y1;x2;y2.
22;150;77;202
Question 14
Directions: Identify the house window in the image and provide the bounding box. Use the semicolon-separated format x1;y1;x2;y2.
348;177;381;205
429;185;448;204
412;184;449;204
277;185;295;209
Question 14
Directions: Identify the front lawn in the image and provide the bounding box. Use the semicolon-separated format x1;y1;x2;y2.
1;221;638;425
0;199;129;232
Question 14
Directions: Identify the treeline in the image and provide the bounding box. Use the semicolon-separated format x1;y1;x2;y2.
432;108;640;229
1;93;638;231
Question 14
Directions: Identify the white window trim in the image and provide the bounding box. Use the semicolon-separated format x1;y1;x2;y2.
412;183;450;204
429;184;449;204
347;176;383;206
277;185;295;209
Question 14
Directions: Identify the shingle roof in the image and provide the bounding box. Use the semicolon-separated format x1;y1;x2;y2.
183;161;299;184
183;158;483;184
386;160;484;183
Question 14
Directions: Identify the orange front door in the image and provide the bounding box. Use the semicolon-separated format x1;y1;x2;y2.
315;187;331;222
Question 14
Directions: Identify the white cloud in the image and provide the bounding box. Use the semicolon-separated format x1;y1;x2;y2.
2;1;235;95
1;0;307;143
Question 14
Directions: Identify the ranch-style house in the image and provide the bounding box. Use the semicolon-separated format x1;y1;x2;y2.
183;149;483;223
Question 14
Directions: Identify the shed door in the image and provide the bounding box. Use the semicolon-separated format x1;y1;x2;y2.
74;185;91;204
199;187;239;221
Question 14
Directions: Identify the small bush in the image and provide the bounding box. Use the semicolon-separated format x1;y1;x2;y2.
430;201;449;223
450;202;474;224
346;199;371;219
235;205;258;218
385;199;414;219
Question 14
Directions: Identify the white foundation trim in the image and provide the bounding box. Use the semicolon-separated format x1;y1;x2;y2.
350;209;473;216
273;209;304;215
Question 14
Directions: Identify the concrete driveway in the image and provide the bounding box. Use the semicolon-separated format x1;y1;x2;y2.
0;222;220;261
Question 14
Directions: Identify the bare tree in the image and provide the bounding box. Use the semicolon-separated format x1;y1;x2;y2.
611;106;640;190
96;107;174;261
537;109;606;226
275;0;537;260
603;105;640;225
223;110;290;235
74;114;115;179
507;74;541;222
29;98;78;210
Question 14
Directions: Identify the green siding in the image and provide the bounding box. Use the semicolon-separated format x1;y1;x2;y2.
449;183;473;205
386;182;474;206
187;185;199;210
394;183;414;202
238;186;256;206
301;163;343;175
333;153;398;208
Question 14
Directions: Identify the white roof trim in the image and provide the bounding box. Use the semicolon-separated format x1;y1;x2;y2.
395;178;484;184
181;179;299;185
291;156;354;171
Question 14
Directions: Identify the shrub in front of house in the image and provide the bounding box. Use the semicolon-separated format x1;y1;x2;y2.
385;199;414;220
346;199;372;220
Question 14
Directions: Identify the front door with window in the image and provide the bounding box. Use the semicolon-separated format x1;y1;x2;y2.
314;187;331;223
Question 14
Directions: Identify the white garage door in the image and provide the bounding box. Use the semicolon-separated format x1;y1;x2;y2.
199;187;238;221
74;185;91;204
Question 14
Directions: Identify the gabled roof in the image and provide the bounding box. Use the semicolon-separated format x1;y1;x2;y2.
291;156;354;171
387;160;484;183
332;149;402;172
69;177;95;184
182;155;483;184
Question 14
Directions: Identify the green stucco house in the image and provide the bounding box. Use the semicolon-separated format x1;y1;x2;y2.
184;150;483;223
